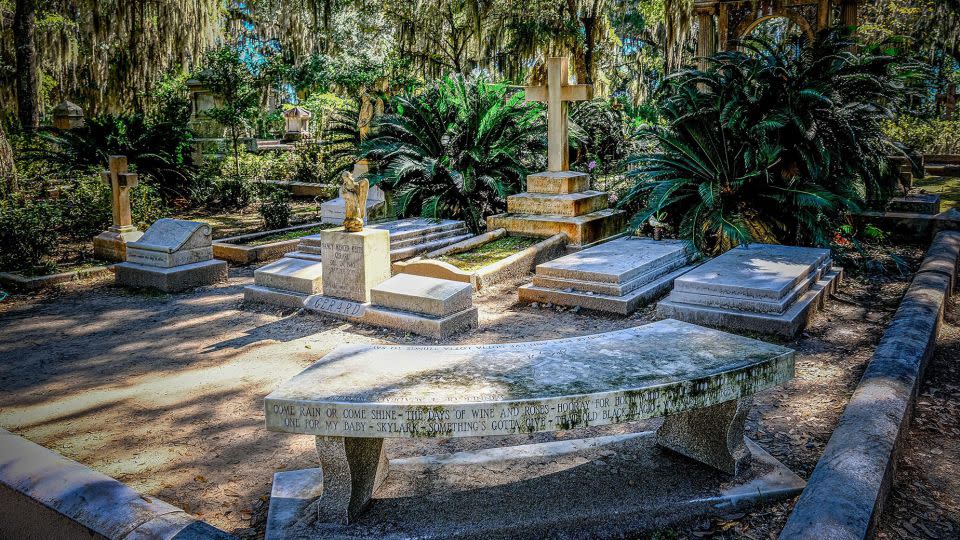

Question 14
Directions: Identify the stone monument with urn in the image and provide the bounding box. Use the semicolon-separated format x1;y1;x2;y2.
92;156;143;262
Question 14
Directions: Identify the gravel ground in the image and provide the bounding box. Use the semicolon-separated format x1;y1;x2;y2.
0;248;944;539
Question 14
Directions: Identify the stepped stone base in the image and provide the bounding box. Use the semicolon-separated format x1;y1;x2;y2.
520;265;695;315
888;194;941;215
525;171;592;194
93;227;143;262
487;209;627;248
243;284;310;309
507;191;609;216
252;258;323;295
659;269;842;338
115;259;227;292
304;274;479;339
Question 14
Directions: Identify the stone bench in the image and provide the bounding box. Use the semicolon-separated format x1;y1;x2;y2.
264;319;795;526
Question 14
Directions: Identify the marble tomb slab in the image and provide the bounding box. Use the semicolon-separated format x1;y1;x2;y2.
125;218;214;268
658;243;841;337
519;237;696;315
369;273;473;318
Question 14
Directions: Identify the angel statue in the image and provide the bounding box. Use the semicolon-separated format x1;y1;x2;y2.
340;170;369;232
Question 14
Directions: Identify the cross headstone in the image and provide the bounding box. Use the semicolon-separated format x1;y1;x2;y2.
523;57;593;172
101;155;138;230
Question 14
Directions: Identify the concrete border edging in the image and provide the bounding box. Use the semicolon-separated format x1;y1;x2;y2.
0;428;234;540
780;231;960;540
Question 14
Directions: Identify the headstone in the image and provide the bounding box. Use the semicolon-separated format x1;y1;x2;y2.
92;156;144;262
519;237;697;314
319;228;390;303
115;219;227;292
320;185;385;225
486;58;626;247
657;243;842;337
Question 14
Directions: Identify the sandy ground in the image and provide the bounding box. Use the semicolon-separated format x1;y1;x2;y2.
0;252;944;539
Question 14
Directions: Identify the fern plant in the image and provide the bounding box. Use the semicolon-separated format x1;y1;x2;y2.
624;28;921;254
361;75;546;233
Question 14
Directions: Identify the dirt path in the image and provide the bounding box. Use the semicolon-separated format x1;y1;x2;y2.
0;258;928;539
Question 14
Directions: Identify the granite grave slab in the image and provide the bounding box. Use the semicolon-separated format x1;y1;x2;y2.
518;237;697;314
658;243;841;337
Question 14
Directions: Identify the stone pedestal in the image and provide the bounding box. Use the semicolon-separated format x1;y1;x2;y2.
93;156;143;262
486;171;627;247
320;229;390;303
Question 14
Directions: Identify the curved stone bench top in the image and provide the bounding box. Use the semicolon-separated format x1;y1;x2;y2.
265;319;794;438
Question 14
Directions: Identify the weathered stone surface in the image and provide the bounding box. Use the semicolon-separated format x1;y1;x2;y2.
93;227;142;262
659;244;839;337
320;228;390;303
287;219;472;263
520;264;694;315
506;191;609;217
126;246;213;268
525;171;591;194
658;269;841;338
265;319;794;439
127;218;213;255
887;193;941;215
917;230;960;292
266;469;324;540
265;432;805;540
0;428;232;540
321;187;386;225
780;263;954;540
370;274;473;317
361;305;479;339
244;284;311;309
115;259;228;293
519;237;694;315
537;237;690;285
309;437;388;524
672;244;830;302
253;258;323;295
486;209;627;248
656;397;752;475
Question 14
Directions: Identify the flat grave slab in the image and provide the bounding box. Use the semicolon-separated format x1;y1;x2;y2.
369;273;472;318
264;319;796;532
659;243;841;337
519;237;696;314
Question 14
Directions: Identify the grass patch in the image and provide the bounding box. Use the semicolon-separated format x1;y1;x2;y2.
437;236;539;272
913;176;960;212
241;224;337;246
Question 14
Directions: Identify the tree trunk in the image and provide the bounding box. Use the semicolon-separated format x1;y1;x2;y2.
14;0;39;132
581;16;595;85
0;123;17;197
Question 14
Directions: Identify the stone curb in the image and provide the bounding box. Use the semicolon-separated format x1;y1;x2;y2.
0;265;115;291
779;231;959;540
213;221;328;264
0;429;234;540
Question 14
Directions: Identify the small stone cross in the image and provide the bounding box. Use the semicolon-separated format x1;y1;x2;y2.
523;57;593;172
100;155;139;229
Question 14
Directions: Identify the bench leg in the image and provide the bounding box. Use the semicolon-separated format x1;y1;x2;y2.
655;397;752;475
313;436;389;524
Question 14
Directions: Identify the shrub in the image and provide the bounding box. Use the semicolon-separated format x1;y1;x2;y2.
570;99;634;175
257;186;292;230
213;175;253;209
362;75;546;233
883;117;960;155
0;197;60;272
624;29;919;254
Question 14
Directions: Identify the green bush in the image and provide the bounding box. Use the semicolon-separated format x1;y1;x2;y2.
257;186;292;230
0;198;60;272
363;75;546;233
570;99;634;175
883;117;960;155
624;29;918;254
213;175;253;209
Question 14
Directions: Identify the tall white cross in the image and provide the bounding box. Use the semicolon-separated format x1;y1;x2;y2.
524;57;593;172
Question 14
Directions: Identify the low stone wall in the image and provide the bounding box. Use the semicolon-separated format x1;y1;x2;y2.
780;231;960;540
393;233;568;291
0;265;114;291
0;428;233;540
213;222;325;264
854;209;960;243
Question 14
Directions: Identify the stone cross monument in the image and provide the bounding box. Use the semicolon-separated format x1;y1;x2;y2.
523;57;593;172
487;57;627;247
92;155;144;261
